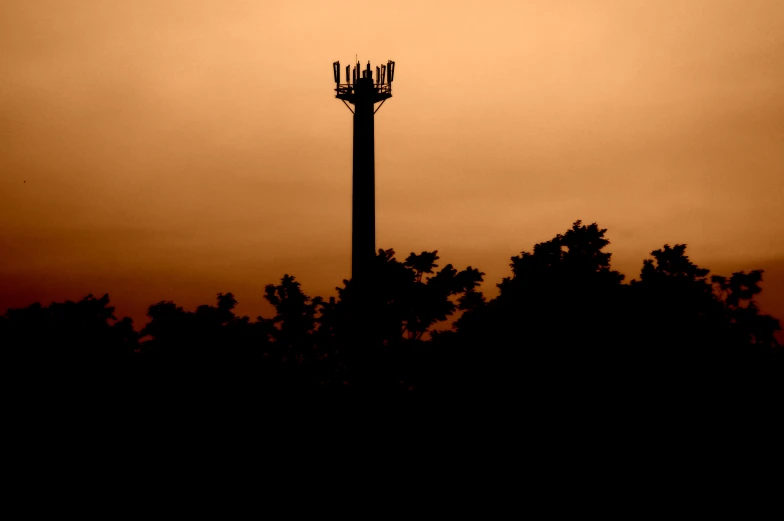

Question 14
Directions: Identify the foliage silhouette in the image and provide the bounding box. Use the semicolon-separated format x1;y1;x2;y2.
2;220;780;397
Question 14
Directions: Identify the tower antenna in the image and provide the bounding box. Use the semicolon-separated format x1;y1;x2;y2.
331;57;395;284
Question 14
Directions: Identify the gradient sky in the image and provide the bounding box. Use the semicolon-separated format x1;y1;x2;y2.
2;0;783;330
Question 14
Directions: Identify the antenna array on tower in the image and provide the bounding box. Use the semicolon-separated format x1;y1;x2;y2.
332;59;395;103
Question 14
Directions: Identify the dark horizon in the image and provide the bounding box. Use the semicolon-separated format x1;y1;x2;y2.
3;228;784;345
3;220;780;396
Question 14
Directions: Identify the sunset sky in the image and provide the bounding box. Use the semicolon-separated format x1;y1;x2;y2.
1;0;783;329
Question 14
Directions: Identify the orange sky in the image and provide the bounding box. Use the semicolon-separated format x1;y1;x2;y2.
1;0;783;330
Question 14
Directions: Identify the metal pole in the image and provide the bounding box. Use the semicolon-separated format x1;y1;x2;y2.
351;77;376;284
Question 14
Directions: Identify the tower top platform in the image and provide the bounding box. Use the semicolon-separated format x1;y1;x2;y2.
333;60;394;105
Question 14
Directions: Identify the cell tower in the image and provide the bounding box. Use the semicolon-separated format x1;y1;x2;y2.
332;59;395;284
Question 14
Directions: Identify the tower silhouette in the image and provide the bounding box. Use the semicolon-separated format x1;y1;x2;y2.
333;59;395;284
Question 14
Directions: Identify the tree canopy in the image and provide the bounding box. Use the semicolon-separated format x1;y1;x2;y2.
2;220;780;397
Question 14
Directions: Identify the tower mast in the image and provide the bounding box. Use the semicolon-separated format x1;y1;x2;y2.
332;59;395;284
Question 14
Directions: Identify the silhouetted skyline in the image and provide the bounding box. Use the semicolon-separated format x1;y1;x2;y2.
3;220;780;395
1;1;783;337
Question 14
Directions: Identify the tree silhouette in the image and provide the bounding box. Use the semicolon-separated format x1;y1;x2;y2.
3;293;138;361
1;220;780;396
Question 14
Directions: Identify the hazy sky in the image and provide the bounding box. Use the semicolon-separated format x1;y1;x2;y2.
1;0;783;327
